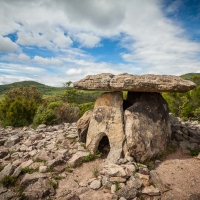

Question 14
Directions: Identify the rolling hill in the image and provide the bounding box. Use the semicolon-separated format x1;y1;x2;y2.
0;81;65;96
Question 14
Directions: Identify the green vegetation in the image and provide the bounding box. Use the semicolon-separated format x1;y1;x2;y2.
163;86;200;120
48;179;57;189
93;167;99;178
83;151;102;162
0;81;65;96
0;85;43;127
186;146;200;156
21;167;39;174
115;181;121;191
0;175;17;187
0;80;100;127
142;158;154;170
163;74;200;121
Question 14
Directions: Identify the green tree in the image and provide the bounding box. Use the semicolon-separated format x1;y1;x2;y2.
162;86;200;120
0;86;43;127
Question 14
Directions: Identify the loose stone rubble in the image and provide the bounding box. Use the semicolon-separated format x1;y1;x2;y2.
0;116;199;199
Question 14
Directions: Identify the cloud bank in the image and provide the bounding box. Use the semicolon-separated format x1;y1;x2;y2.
0;0;200;86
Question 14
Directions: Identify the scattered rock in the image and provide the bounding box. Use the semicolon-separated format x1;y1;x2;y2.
67;151;89;167
89;179;102;190
116;187;138;199
0;163;15;180
20;172;47;188
142;185;160;196
23;178;55;199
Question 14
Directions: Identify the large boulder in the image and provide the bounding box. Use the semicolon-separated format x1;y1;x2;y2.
77;110;93;143
86;92;125;164
74;73;196;92
124;92;171;162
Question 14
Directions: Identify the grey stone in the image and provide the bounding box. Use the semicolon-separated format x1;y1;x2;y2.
4;136;20;148
126;176;142;189
74;73;196;92
0;163;15;180
116;187;138;199
20;172;47;188
67;151;89;167
135;173;150;186
142;185;160;196
124;92;171;162
150;170;169;193
77;110;93;143
89;180;101;190
102;163;126;177
86;92;125;164
23;178;55;199
110;177;126;183
46;156;65;168
0;147;9;159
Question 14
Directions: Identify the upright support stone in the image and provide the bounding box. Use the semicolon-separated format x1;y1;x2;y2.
86;92;125;163
124;92;171;162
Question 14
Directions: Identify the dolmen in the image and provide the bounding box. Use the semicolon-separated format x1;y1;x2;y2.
74;73;196;163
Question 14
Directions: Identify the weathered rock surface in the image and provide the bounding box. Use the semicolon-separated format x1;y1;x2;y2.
74;73;196;92
116;187;139;199
23;178;55;199
21;172;47;188
124;92;171;162
0;114;199;199
67;151;90;167
86;92;125;163
77;110;93;143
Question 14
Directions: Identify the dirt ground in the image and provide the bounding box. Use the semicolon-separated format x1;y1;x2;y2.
155;149;200;200
55;150;200;200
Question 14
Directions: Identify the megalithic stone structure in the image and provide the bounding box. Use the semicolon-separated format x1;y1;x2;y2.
75;73;196;163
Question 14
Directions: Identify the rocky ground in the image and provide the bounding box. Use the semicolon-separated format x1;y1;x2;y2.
0;118;200;200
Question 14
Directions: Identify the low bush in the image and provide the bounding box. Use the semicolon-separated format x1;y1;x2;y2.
33;101;79;127
0;86;42;127
78;102;94;117
0;175;17;187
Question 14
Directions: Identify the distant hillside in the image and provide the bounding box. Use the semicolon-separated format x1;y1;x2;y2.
180;73;200;81
0;81;65;95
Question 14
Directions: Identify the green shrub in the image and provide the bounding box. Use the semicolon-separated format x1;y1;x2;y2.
54;103;79;123
0;175;17;187
162;86;200;120
0;86;42;127
33;101;79;126
47;101;62;110
78;102;94;117
187;147;200;156
33;106;58;126
48;179;57;189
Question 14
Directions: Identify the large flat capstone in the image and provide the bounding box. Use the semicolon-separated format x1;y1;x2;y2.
74;73;196;92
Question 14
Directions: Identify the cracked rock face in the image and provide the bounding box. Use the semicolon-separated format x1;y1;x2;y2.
74;73;196;92
86;92;125;164
124;92;171;162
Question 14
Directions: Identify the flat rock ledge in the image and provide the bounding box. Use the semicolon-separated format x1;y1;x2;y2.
74;73;196;92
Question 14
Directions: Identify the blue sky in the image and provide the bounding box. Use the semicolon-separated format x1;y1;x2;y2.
0;0;200;86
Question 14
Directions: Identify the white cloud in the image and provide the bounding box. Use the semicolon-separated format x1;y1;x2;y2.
0;36;18;52
66;68;83;76
1;53;30;62
74;33;101;48
34;56;63;66
53;32;73;48
0;0;200;86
